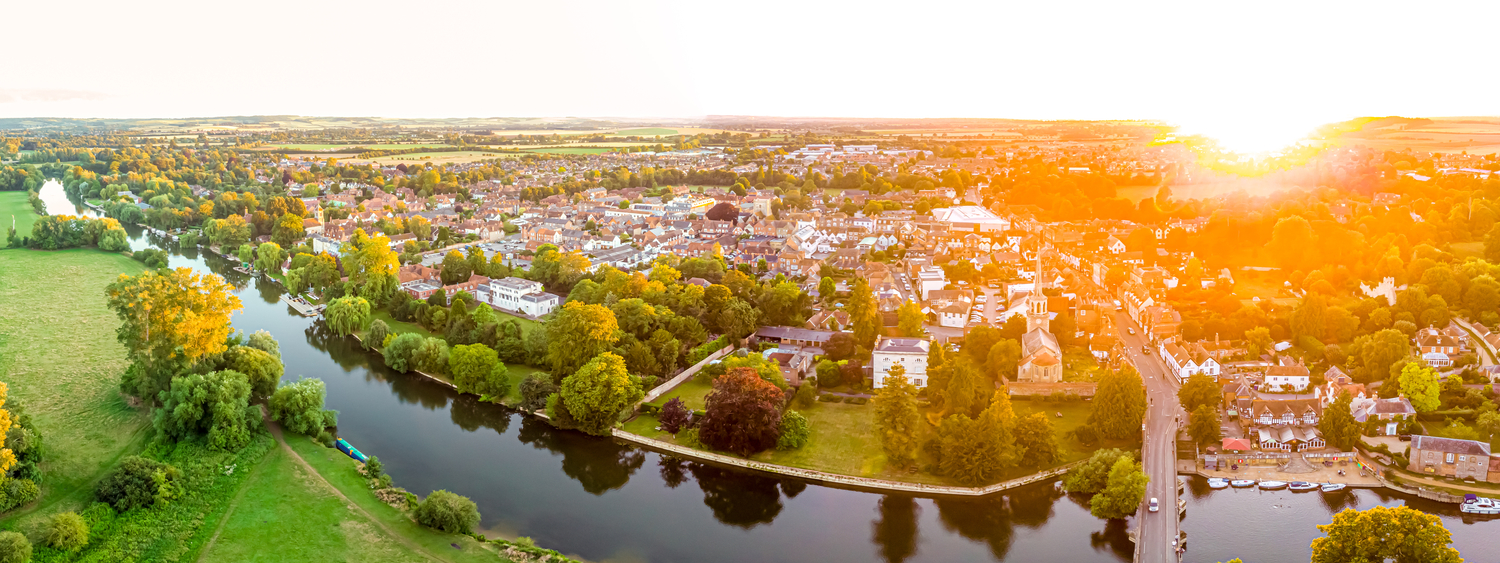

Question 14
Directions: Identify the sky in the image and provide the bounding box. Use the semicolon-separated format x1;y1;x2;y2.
5;0;1499;148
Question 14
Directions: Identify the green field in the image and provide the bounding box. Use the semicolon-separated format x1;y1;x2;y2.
523;147;615;155
0;249;150;513
607;128;678;137
0;192;40;238
649;377;713;411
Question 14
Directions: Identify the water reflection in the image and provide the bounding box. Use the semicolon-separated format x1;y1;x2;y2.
687;463;784;528
516;417;645;495
873;496;920;563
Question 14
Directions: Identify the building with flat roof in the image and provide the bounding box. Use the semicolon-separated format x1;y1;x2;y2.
932;206;1010;233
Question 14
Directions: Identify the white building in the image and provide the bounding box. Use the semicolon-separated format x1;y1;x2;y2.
872;336;931;389
916;266;947;300
1265;365;1311;391
485;277;560;317
1158;341;1221;382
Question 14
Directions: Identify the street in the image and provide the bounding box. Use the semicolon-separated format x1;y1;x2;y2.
1115;312;1185;563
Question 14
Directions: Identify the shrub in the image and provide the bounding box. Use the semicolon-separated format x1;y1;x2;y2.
1073;424;1101;446
269;378;337;436
316;431;336;447
46;511;89;551
794;384;817;408
659;398;690;434
777;411;810;450
95;456;179;512
518;374;557;412
0;531;30;563
415;490;481;534
364;456;384;480
4;479;39;509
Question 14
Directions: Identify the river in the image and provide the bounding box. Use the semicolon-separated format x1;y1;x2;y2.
36;181;1500;563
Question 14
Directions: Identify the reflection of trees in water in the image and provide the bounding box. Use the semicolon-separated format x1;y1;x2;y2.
1317;490;1361;514
779;480;807;498
254;276;281;304
301;322;452;410
1088;518;1133;559
515;417;644;495
659;456;689;489
686;463;784;529
449;394;511;437
932;483;1061;561
872;495;920;563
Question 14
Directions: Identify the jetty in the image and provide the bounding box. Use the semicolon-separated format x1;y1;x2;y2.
280;295;325;317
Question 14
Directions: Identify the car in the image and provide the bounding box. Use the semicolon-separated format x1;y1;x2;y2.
976;295;987;303
1142;346;1151;354
1127;327;1136;335
1148;498;1159;512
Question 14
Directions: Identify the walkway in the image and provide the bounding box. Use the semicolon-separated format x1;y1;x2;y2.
1452;318;1496;366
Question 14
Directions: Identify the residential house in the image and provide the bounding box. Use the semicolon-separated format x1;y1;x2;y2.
1408;435;1493;482
872;336;930;389
1264;365;1311;391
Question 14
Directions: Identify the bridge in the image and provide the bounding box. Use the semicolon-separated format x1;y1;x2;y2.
1117;313;1185;563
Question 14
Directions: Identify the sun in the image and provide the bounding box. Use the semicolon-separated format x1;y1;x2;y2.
1173;114;1324;155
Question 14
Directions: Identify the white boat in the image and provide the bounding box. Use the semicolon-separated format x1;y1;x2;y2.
1288;481;1318;491
1207;478;1229;489
1259;480;1288;490
1320;483;1346;493
1229;479;1256;488
1461;495;1500;515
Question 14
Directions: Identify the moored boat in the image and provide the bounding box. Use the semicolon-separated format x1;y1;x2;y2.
1207;478;1229;489
1288;481;1318;491
1320;483;1346;493
1461;494;1500;515
1230;479;1256;488
1259;480;1288;490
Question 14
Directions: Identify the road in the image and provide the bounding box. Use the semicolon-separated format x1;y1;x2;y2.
1115;312;1184;563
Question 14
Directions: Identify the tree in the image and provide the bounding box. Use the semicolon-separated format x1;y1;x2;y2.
1188;404;1221;446
1320;391;1364;450
415;490;481;534
46;511;88;552
1090;367;1146;440
560;352;642;436
874;365;921;470
324;296;371;337
268;378;337;436
411;337;450;373
777;410;810;450
938;391;1016;485
1014;412;1060;466
945;358;983;417
106;268;242;401
0;532;29;563
1310;505;1461;563
1291;293;1328;342
818;276;835;302
153;369;256;451
340;229;400;302
382;332;424;373
1362;329;1409;383
271;213;305;247
255;242;286;274
699;367;785;455
848;277;880;348
518;373;557;413
660;397;690;433
1398;362;1441;412
1268;215;1316;271
440;250;472;285
546;302;620;380
1089;456;1148;519
823;333;857;362
1063;448;1131;493
1244;327;1272;358
96;456;180;512
450;344;509;398
366;319;390;350
896;299;925;337
985;339;1021;381
1177;373;1220;413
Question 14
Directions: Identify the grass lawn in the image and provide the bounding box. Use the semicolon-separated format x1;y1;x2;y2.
0;249;151;517
363;309;430;340
0;192;39;238
1013;399;1133;468
648;377;714;410
278;436;500;562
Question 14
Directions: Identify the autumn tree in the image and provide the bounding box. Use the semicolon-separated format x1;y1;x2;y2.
874;365;921;470
546;302;620;381
0;383;17;474
1089;366;1146;440
699;367;785;455
324;296;371;337
107;268;242;402
896;299;925;337
1310;505;1461;563
1398;362;1440;412
848;277;880;348
271;213;305;247
340;229;400;303
441;250;473;285
559;352;642;436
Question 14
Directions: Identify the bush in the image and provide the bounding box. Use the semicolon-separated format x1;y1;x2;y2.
316;431;336;447
1073;424;1101;446
46;511;89;551
415;490;481;534
96;456;180;513
794;384;817;408
364;456;384;480
819;394;842;403
0;531;30;563
777;411;810;450
660;398;690;434
2;478;39;510
518;374;557;412
269;378;337;436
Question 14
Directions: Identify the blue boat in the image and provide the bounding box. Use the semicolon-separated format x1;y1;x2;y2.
335;438;369;463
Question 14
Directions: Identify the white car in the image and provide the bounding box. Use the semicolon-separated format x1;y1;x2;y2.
1148;498;1159;512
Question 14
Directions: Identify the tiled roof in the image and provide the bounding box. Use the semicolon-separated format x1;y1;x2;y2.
1412;435;1491;456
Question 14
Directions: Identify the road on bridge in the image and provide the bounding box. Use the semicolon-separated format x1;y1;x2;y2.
1116;312;1185;563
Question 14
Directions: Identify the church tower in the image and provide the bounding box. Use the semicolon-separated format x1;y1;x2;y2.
1026;249;1049;334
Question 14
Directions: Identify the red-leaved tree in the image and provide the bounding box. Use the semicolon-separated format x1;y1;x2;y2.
660;397;690;434
699;367;784;455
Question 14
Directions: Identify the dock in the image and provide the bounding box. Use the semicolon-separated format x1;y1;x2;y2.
280;295;325;317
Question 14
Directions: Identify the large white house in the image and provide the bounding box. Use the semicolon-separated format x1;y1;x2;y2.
485;277;560;317
1159;340;1221;381
872;336;931;389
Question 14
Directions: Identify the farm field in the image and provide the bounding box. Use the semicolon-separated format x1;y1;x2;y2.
524;147;614;155
0;249;151;516
0;192;39;237
267;143;454;151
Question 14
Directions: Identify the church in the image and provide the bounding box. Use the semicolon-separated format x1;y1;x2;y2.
1017;251;1063;383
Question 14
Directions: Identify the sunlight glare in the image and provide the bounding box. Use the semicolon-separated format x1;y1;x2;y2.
1173;114;1325;155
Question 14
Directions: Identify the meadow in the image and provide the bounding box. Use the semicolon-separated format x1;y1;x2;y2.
0;192;39;237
